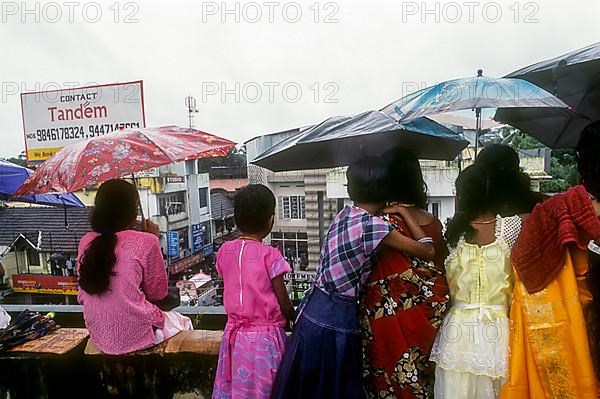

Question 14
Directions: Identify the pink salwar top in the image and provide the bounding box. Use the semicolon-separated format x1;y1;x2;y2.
217;239;291;328
77;230;168;355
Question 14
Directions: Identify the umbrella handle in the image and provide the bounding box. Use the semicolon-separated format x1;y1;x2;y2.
474;107;482;159
61;197;69;231
130;173;145;221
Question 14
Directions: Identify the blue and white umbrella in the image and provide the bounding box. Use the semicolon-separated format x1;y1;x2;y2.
0;160;84;207
382;70;569;155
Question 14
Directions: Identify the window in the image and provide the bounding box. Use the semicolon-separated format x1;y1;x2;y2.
158;191;186;216
201;221;211;244
278;196;306;220
337;198;345;212
429;202;441;219
27;248;40;266
185;160;197;175
199;188;208;208
270;231;309;270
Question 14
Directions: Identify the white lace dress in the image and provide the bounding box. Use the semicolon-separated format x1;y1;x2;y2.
430;215;522;399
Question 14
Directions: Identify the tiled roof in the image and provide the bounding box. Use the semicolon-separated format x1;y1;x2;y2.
0;207;93;253
210;192;234;220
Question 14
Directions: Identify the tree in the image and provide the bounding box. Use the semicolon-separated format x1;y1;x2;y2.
507;130;578;194
508;130;544;150
539;149;579;193
2;151;26;167
197;145;247;178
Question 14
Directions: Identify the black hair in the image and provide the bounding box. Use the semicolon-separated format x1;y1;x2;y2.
445;164;496;247
475;144;540;215
476;144;520;173
346;156;390;204
79;179;138;295
383;147;428;209
234;184;276;234
576;120;600;199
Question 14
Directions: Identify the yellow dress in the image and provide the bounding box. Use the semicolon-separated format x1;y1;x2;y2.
500;248;598;399
431;215;521;399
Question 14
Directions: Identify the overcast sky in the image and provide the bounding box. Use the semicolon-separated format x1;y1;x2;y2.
1;0;598;158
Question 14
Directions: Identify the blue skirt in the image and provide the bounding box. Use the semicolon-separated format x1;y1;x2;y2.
271;287;365;399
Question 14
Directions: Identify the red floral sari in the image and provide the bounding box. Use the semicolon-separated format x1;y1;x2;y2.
360;215;449;399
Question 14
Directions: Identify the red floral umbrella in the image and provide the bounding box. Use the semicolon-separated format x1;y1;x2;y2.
15;126;236;195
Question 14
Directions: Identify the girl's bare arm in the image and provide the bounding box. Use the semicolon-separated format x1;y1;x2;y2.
272;275;295;328
382;229;435;260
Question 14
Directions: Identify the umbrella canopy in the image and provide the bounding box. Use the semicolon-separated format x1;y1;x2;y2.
251;111;469;172
495;42;600;148
0;160;84;207
49;252;66;262
382;72;568;156
382;74;568;121
15;126;236;196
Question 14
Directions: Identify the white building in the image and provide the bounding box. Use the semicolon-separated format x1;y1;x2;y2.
326;163;459;224
325;149;551;226
246;131;339;270
75;161;214;268
137;161;213;264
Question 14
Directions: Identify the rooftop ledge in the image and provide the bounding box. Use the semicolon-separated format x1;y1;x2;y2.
1;304;226;315
0;328;222;399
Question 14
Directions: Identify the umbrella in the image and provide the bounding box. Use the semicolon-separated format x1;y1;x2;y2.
495;42;600;148
49;252;65;262
0;160;84;207
251;111;469;172
382;70;569;155
15;126;236;196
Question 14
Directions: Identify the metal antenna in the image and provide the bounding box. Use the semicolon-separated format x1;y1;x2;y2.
185;96;199;129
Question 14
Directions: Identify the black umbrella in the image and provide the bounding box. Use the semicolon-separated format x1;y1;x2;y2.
495;42;600;148
251;111;469;172
49;252;65;262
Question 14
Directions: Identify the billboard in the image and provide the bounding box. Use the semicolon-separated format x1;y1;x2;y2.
21;81;146;163
167;231;180;257
12;274;79;295
171;253;204;275
135;168;159;178
166;176;185;184
192;224;204;254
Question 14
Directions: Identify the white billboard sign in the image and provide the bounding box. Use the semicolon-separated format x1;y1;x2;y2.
21;81;146;163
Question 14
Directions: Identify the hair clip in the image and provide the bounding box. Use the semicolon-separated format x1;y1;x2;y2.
588;240;600;255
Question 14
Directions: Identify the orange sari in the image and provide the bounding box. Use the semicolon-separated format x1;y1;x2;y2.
501;248;598;398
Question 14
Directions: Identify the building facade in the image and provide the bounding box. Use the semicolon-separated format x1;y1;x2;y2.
76;161;214;273
325;151;551;226
246;133;338;270
0;207;93;295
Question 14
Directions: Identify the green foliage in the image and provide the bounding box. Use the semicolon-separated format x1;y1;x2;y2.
1;151;27;167
509;130;544;150
198;147;246;171
505;130;578;194
197;145;247;178
540;149;579;193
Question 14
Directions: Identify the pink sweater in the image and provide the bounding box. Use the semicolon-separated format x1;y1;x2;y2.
77;230;167;354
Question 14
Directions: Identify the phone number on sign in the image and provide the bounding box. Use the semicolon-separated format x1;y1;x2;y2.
31;122;142;142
